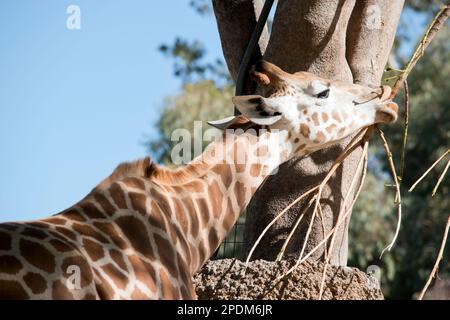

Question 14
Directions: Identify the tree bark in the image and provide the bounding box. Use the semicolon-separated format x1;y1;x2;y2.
213;0;404;266
212;0;269;80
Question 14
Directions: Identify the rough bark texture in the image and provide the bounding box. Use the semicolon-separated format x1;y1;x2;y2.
346;0;405;85
213;0;404;266
194;259;383;300
212;0;269;81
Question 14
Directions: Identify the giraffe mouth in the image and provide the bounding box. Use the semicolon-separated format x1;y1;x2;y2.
376;102;398;123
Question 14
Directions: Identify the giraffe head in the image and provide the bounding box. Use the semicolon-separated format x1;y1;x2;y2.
209;60;398;155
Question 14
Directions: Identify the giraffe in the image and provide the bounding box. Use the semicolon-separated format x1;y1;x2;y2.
0;60;398;300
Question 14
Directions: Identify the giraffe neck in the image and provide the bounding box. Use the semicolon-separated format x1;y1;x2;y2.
1;130;296;299
152;129;295;274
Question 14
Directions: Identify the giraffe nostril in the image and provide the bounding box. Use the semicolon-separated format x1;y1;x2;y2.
273;111;282;116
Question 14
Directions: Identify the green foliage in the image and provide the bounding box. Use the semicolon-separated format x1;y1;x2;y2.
348;166;397;290
149;81;234;165
189;0;212;15
350;28;450;299
159;38;230;85
378;28;450;298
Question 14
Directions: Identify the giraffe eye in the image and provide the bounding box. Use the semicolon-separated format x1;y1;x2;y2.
315;89;330;99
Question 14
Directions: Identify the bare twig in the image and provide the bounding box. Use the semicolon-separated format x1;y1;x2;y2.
378;128;402;257
317;203;328;259
275;131;371;282
399;80;410;181
246;128;368;268
432;159;450;196
297;129;368;262
276;197;316;261
390;5;450;98
318;141;368;299
418;216;450;300
409;148;450;192
244;186;319;267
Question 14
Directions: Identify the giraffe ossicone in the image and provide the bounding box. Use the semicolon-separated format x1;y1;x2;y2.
0;60;398;300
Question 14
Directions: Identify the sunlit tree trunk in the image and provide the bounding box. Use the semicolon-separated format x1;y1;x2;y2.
213;0;404;265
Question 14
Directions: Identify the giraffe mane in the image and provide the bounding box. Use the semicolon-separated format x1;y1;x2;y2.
92;155;213;191
149;160;212;186
94;156;155;190
93;125;263;191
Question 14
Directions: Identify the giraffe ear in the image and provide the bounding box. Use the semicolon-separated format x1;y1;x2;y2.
232;95;282;125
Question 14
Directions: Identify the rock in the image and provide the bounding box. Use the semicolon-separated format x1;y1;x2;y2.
194;259;383;300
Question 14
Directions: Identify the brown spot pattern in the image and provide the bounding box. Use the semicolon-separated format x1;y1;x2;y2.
0;280;29;299
20;239;55;273
61;255;92;288
22;227;48;240
159;268;178;299
195;198;210;228
208;180;223;218
326;124;337;133
0;223;19;232
250;164;262;177
154;233;178;279
314;132;326;143
122;177;146;190
185;198;199;237
0;255;22;274
223;198;236;231
109;183;127;209
129;192;147;216
102;263;128;291
0;230;12;251
63;209;86;222
149;202;168;232
110;249;128;271
52;280;75;299
234;181;246;206
49;239;73;252
55;226;78;241
79;201;105;219
300;123;310;138
311;112;319;125
95;271;115;300
255;145;269;158
83;238;104;261
115;216;154;259
332;111;342;122
23;272;47;295
212;165;232;189
72;223;108;244
45;217;66;225
93;193;116;215
208;228;219;252
93;222;127;250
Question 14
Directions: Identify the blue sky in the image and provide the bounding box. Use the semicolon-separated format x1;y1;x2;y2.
0;2;424;223
0;1;222;222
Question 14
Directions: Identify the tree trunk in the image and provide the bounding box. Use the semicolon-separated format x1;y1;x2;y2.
213;0;404;265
